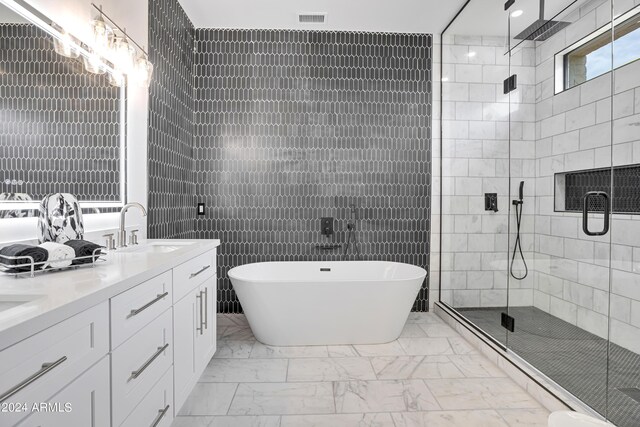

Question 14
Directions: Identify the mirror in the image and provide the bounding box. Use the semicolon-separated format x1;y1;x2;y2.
0;0;125;218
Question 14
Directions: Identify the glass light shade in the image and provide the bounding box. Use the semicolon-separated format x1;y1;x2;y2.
112;36;136;74
90;17;114;53
133;56;154;86
52;29;80;58
108;70;125;87
82;49;106;74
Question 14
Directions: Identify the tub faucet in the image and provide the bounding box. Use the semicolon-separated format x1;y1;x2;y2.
118;202;147;248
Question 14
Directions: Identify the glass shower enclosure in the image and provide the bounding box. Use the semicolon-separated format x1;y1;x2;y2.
439;0;640;425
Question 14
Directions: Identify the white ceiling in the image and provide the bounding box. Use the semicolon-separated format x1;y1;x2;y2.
177;0;467;34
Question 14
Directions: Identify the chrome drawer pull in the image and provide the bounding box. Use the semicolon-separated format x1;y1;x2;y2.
130;344;169;380
189;265;211;279
0;356;67;403
150;404;170;427
128;292;169;318
196;292;203;335
203;287;208;330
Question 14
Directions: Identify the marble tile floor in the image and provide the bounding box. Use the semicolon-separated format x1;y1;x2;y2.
171;312;550;427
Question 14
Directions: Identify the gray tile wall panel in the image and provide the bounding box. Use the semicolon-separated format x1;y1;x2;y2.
147;0;196;239
192;29;433;313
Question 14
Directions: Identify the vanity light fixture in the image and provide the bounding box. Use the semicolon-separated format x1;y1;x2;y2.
90;3;153;86
89;15;114;54
112;35;136;74
133;55;154;87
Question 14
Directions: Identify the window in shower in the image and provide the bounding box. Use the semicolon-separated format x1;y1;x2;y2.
555;4;640;92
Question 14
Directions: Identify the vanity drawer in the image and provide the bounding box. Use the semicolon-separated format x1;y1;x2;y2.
111;308;173;426
0;302;109;425
173;249;216;302
111;270;172;349
120;366;173;427
16;355;110;427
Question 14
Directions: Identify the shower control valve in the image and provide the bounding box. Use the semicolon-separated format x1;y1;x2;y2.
320;217;334;237
484;193;498;212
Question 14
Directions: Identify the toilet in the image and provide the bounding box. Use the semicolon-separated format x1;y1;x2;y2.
549;411;616;427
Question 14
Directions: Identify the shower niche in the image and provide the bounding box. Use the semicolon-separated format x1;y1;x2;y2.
438;0;640;425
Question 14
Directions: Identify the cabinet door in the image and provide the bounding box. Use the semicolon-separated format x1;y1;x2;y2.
172;290;198;413
16;356;110;427
195;278;217;373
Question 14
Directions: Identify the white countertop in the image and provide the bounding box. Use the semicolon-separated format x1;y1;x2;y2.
0;239;220;351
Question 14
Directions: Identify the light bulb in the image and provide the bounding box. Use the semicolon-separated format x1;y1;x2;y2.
90;17;114;54
112;36;136;74
133;56;154;86
468;51;477;57
511;10;524;18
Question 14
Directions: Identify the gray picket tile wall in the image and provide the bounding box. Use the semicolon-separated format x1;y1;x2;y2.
193;29;433;313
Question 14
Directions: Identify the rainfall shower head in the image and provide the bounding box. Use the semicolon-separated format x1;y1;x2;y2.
513;0;570;41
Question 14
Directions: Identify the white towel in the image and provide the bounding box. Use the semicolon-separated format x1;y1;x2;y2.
38;242;75;269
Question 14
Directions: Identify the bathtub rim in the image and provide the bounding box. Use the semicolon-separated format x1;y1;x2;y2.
228;260;427;284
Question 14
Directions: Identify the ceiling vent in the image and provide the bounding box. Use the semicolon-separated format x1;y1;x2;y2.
299;13;326;23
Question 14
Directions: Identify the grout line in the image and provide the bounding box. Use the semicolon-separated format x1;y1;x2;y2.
366;356;379;380
331;380;338;414
285;358;290;382
225;383;240;416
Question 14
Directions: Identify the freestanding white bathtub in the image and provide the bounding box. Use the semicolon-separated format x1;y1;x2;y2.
228;261;427;346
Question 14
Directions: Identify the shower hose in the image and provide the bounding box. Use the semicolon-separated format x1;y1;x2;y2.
342;223;361;260
510;201;528;280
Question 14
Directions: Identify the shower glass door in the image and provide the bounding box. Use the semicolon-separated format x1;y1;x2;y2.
505;0;614;419
438;1;510;346
607;0;640;424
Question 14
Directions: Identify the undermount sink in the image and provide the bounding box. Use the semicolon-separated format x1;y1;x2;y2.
119;241;193;254
0;295;41;313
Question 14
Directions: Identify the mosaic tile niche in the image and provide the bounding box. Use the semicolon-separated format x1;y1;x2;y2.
192;30;433;313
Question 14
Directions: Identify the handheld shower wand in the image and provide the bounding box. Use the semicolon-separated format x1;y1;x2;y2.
342;204;362;260
510;181;528;280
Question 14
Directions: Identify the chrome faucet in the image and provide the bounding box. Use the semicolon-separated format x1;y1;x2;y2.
118;202;147;248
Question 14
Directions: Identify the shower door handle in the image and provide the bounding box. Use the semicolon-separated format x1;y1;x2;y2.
582;191;610;236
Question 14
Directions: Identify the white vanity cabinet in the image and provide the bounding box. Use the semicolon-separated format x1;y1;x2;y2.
0;241;218;427
173;250;217;413
0;302;110;427
15;356;111;427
